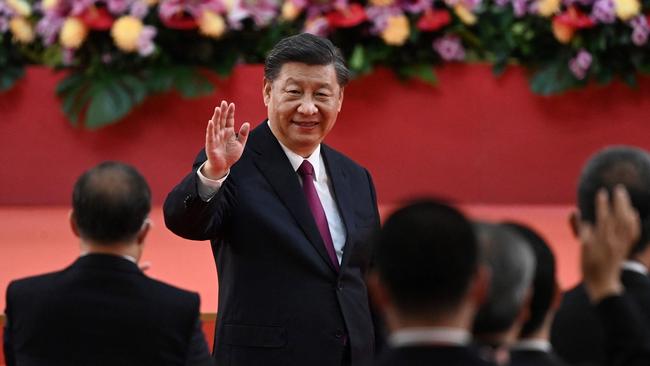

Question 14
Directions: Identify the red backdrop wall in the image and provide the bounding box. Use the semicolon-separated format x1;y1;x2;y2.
2;65;650;206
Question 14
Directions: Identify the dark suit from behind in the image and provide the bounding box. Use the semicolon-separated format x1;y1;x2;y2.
164;122;380;366
3;254;211;366
374;345;494;366
551;268;650;366
510;349;568;366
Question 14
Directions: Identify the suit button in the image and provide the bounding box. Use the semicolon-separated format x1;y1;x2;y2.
183;194;193;208
337;282;343;291
335;329;344;338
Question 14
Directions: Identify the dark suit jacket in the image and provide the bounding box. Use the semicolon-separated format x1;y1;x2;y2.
510;349;568;366
3;253;212;366
373;345;495;366
551;268;650;366
164;122;381;366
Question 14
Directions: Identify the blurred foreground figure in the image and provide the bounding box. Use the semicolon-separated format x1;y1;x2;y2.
3;162;212;366
368;199;494;366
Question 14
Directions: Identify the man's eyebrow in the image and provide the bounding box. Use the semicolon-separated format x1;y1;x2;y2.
284;77;334;89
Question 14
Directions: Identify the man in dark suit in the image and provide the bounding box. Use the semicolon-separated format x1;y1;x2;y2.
551;146;650;366
3;162;212;366
471;222;536;365
367;200;493;366
578;185;650;366
164;33;380;366
503;222;568;366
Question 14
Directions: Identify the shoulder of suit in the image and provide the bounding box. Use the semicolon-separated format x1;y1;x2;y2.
7;270;64;295
141;276;200;303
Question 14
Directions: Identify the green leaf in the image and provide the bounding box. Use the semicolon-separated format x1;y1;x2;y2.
120;75;148;105
530;62;576;95
400;64;438;86
0;66;24;92
85;80;135;129
349;45;366;72
173;67;214;98
56;73;85;95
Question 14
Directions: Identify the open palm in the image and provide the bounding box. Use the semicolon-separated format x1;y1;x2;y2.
203;100;250;179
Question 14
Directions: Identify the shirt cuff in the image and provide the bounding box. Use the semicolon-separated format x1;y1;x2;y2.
196;161;229;202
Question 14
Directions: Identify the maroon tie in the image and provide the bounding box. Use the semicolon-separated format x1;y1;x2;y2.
298;160;340;271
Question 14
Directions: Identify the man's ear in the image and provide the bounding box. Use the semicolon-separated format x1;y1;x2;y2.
337;87;344;112
470;264;491;307
569;211;580;239
263;79;272;107
136;219;151;245
367;271;389;312
69;211;80;238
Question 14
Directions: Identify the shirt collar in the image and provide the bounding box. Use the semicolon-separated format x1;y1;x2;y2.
271;123;323;181
389;327;472;348
80;251;137;264
622;260;648;275
510;339;552;353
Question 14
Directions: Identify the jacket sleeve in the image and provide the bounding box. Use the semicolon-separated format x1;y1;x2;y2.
596;294;650;366
163;149;237;241
4;282;16;366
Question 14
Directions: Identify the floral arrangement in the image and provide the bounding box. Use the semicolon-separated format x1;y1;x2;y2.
1;0;649;128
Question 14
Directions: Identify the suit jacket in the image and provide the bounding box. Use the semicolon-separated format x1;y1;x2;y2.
373;345;495;366
551;269;650;366
164;122;381;366
510;349;568;366
3;253;212;366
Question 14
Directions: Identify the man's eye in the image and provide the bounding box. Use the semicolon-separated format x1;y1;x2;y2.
287;90;300;94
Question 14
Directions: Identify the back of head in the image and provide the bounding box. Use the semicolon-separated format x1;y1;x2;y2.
502;222;557;338
72;161;151;245
578;145;650;255
374;199;479;316
264;33;350;86
472;222;536;335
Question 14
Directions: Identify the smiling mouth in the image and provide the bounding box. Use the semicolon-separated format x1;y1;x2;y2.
292;121;319;128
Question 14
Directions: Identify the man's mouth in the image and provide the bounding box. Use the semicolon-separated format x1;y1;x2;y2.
293;121;319;128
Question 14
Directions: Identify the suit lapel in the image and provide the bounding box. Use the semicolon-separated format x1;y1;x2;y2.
322;145;356;275
250;123;338;274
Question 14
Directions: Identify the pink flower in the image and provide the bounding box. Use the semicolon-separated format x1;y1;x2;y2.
433;34;465;61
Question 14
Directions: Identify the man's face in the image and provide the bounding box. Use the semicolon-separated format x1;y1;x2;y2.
264;62;344;157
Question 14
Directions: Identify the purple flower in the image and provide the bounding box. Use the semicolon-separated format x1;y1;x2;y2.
569;49;592;79
512;0;528;17
137;25;157;56
228;0;279;29
292;0;347;17
433;35;466;61
303;15;329;36
366;5;401;34
130;0;149;17
399;0;432;13
70;0;95;16
632;28;649;46
62;48;75;66
629;14;649;30
0;17;8;33
591;0;615;24
160;0;226;19
494;0;509;7
36;13;65;45
108;0;132;14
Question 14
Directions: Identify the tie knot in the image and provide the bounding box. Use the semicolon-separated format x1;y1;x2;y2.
298;160;314;177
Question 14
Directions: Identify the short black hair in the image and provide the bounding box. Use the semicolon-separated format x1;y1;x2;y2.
264;33;350;87
472;222;536;335
502;222;556;338
374;199;478;315
72;162;151;244
578;146;650;256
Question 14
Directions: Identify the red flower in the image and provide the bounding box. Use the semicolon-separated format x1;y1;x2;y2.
79;5;114;30
416;9;451;31
161;12;198;30
326;4;366;28
554;6;595;29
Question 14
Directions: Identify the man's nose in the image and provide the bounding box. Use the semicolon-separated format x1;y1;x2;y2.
297;98;318;115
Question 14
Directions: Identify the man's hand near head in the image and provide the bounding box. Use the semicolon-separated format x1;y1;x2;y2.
580;185;641;303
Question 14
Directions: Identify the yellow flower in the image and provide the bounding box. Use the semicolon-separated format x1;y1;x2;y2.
111;16;143;52
613;0;640;20
551;19;574;43
59;17;88;49
537;0;561;17
381;14;410;46
198;11;226;38
7;0;31;17
42;0;59;11
223;0;236;12
454;4;477;25
145;0;158;5
281;1;301;21
369;0;395;6
9;17;35;43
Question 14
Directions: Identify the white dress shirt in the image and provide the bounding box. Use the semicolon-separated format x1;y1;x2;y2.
196;134;347;264
622;260;648;275
389;327;472;348
509;339;553;353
